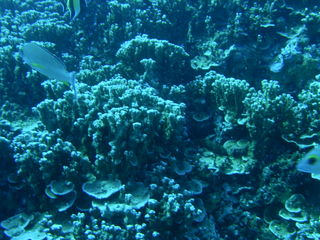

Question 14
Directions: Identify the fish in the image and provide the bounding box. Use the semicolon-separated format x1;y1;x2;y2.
66;0;91;20
297;146;320;174
21;42;77;100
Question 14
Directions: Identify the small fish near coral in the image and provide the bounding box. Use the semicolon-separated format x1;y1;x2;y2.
66;0;91;20
297;146;320;174
20;42;77;99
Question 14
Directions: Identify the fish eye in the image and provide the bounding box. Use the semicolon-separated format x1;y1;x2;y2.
307;157;317;165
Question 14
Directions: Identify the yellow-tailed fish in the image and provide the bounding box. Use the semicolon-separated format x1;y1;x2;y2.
297;146;320;174
21;42;77;99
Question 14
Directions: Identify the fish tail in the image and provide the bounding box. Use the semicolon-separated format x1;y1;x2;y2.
69;72;78;101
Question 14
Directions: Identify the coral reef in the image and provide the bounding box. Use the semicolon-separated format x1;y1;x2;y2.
1;0;320;240
116;35;193;86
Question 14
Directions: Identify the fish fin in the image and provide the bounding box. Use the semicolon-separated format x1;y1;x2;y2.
60;2;65;13
67;0;75;20
69;72;78;100
30;62;46;70
71;0;81;20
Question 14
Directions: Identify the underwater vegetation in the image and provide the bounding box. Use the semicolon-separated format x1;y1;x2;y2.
1;0;320;239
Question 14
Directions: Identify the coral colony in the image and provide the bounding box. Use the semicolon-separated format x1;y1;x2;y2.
1;1;320;239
